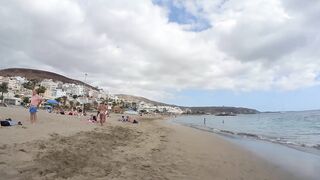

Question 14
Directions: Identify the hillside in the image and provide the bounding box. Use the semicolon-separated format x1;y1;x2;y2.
185;106;260;114
115;94;175;106
1;68;259;114
115;94;259;114
0;68;98;90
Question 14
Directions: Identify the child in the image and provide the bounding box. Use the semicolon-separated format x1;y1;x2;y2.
29;89;43;124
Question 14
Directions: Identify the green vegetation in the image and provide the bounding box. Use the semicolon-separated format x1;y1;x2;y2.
36;86;46;94
23;97;30;105
0;82;8;101
22;79;39;90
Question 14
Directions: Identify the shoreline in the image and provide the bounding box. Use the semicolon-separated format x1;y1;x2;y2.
170;120;320;180
0;107;301;179
175;121;320;156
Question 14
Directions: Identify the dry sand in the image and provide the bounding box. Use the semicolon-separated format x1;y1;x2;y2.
0;107;300;180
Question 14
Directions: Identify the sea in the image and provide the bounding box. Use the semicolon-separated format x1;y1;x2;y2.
171;110;320;180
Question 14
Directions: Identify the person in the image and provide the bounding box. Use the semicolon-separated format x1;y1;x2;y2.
1;118;22;126
97;102;107;126
29;89;43;124
87;114;97;123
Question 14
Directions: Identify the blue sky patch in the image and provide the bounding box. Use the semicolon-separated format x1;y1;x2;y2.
167;86;320;112
153;0;211;31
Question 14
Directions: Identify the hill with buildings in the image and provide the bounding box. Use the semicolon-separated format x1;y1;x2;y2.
184;106;260;115
0;68;259;114
0;68;98;90
115;94;259;114
115;94;175;107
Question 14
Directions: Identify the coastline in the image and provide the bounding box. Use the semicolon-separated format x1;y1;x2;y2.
0;107;300;179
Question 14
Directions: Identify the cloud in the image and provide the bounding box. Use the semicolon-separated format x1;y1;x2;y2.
0;0;319;101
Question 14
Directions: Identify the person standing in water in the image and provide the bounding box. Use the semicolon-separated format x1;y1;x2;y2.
29;89;43;124
204;118;206;126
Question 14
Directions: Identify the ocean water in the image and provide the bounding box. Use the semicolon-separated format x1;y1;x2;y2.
172;111;320;179
172;110;320;154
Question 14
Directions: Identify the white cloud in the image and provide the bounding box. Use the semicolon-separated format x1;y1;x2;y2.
0;0;319;101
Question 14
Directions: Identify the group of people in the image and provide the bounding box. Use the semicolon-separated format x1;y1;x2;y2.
58;107;83;116
26;89;139;126
119;115;139;124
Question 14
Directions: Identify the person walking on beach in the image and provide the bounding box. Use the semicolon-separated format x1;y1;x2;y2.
29;89;43;124
97;102;107;126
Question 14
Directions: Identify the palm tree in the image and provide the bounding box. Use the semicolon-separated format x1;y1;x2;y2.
0;82;9;101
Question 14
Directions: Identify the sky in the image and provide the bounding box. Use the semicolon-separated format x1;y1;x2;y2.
1;0;320;111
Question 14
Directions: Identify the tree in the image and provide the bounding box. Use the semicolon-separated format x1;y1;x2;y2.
112;101;116;108
93;100;98;108
0;82;8;101
36;86;46;94
61;96;68;106
72;95;78;99
55;97;62;103
22;79;39;90
76;102;80;106
14;94;20;98
23;97;30;105
69;101;74;108
120;100;124;108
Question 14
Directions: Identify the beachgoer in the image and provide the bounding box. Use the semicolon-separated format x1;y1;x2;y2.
204;118;206;126
97;103;107;126
1;118;22;126
29;89;43;124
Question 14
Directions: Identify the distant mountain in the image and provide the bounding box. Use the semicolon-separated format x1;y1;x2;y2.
115;94;175;106
184;106;260;114
0;68;98;90
115;94;259;114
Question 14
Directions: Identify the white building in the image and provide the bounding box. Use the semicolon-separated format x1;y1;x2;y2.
166;107;183;114
8;78;22;91
63;84;84;96
41;79;58;92
4;97;22;106
53;89;67;98
88;89;99;98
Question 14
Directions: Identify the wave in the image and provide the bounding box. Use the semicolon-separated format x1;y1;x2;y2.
180;123;320;152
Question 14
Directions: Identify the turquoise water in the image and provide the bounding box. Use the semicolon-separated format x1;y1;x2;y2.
173;110;320;154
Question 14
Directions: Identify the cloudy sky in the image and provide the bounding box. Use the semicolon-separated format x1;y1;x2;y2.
1;0;320;111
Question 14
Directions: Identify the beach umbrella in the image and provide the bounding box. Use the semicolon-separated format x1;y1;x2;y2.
47;99;59;105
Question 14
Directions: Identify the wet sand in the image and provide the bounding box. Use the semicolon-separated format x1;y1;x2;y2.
0;107;300;179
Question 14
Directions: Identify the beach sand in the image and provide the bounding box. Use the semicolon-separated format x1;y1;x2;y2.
0;107;300;180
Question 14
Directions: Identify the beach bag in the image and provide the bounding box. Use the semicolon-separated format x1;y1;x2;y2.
1;121;10;126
